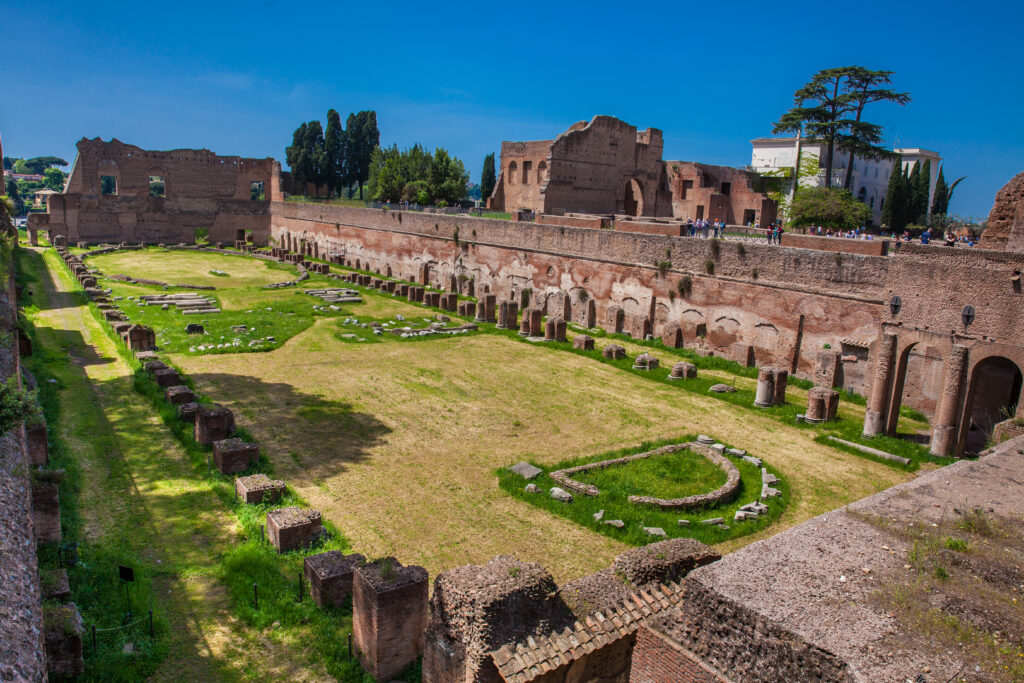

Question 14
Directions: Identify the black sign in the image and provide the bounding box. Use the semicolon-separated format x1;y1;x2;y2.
961;305;976;326
118;565;135;582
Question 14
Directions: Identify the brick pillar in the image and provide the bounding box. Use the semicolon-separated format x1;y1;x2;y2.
772;368;788;405
353;559;429;682
863;333;897;437
519;310;531;336
930;344;969;457
483;294;496;323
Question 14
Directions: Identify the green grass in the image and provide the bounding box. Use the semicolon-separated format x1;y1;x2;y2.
498;436;788;546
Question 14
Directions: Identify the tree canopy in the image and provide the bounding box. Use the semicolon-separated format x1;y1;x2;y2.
773;66;908;189
285;109;379;198
789;187;871;231
480;153;496;202
367;144;468;206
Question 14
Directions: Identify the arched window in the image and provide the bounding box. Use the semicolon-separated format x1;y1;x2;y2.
858;186;867;203
98;159;119;196
508;161;518;185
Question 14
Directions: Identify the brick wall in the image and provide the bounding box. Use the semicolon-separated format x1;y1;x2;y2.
780;232;890;256
629;625;724;683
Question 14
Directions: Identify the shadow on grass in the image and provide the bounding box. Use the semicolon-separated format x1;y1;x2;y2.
180;371;392;479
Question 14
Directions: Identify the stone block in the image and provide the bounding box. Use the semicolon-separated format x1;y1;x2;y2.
212;438;259;474
497;300;518;329
661;322;683;348
153;368;181;387
633;352;659;370
527;309;543;337
44;603;83;679
26;422;49;467
573;334;595;350
669;362;697;379
603;344;626;360
305;551;366;608
543;316;566;342
267;506;322;552
235;473;286;504
144;360;168;374
165;384;196;405
353;559;429;682
508;462;542;479
194;403;235;445
32;480;61;543
177;401;200;423
483;294;496;323
42;568;71;602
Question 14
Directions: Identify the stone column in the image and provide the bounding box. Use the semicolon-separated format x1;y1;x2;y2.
862;333;897;437
930;344;969;457
754;367;776;407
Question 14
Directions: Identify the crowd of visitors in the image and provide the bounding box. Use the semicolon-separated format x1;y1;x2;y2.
801;224;978;247
683;218;727;238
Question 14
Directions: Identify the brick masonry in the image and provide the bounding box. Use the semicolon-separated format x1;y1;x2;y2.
353;559;429;682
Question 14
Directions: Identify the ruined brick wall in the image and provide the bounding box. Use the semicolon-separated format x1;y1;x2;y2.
653;582;852;682
780;233;889;256
30;138;279;245
490;140;552;213
629;625;725;683
271;202;887;392
0;263;46;680
667;162;777;227
978;171;1024;252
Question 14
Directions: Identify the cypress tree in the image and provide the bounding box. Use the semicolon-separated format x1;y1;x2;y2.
324;109;344;198
303;120;325;196
906;161;922;225
918;159;931;218
881;159;906;231
480;153;496;203
285;123;309;194
932;166;948;216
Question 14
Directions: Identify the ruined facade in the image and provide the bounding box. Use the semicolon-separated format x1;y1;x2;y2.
488;117;776;227
979;170;1024;251
29;138;281;245
489;116;674;217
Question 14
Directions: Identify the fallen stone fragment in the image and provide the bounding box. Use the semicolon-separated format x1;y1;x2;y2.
509;462;542;480
550;487;573;503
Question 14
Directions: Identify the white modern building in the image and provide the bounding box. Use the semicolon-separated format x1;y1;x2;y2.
750;137;941;226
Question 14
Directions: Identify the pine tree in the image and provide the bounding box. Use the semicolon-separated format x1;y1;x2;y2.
324;109;344;198
932;167;948;216
881;159;905;231
480;153;496;202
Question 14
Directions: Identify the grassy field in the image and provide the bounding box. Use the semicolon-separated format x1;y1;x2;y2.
88;249;299;289
22;246;382;682
50;246;936;585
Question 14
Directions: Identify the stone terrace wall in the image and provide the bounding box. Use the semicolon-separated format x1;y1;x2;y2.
271;201;888;388
780;233;889;256
0;264;46;680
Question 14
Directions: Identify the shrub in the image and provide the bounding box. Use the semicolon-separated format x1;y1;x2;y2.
737;243;746;256
677;276;692;297
751;268;758;279
710;239;720;260
0;377;39;435
705;260;715;275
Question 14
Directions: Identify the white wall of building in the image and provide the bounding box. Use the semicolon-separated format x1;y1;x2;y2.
750;137;941;227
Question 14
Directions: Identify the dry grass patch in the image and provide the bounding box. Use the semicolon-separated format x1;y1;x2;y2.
173;303;914;582
88;249;297;289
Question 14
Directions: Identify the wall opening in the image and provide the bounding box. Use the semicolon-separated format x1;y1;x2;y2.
623;178;644;216
149;176;165;197
681;179;693;200
858;186;867;203
963;356;1023;453
695;205;704;220
538;161;547;183
720;182;731;196
251;180;266;201
742;209;756;225
100;176;117;195
522;161;532;185
508;161;518;185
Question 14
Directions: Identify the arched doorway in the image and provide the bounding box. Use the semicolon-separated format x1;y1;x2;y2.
623;178;644;216
961;356;1023;453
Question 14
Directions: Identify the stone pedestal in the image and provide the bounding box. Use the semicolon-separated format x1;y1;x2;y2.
194;404;235;445
603;344;627;360
772;368;788;405
497;301;518;329
153;368;181;388
573;335;594;350
32;480;61;543
44;603;83;679
633;353;659;370
458;300;474;317
440;293;458;311
353;559;429;682
235;473;286;504
805;387;840;422
483;294;496;323
177;401;200;423
165;385;196;405
544;317;566;342
304;551;367;608
474;300;487;322
26;423;49;467
754;367;776;407
527;309;543;337
213;438;259;474
669;362;697;379
266;506;322;552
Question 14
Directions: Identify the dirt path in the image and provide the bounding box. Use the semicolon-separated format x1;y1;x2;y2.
28;248;331;682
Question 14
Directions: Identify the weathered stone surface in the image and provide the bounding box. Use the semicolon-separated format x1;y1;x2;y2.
266;506;322;552
602;343;626;360
194;403;234;445
980;171;1024;251
709;383;736;393
632;352;659;370
235;473;286;504
152;367;181;387
212;438;258;474
573;334;594;350
304;550;366;608
354;559;429;682
165;384;196;405
643;526;667;537
524;483;539;494
549;487;573;503
668;361;697;379
508;462;542;480
44;603;83;679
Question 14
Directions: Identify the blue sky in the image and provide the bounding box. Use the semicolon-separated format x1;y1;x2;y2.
2;0;1018;218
